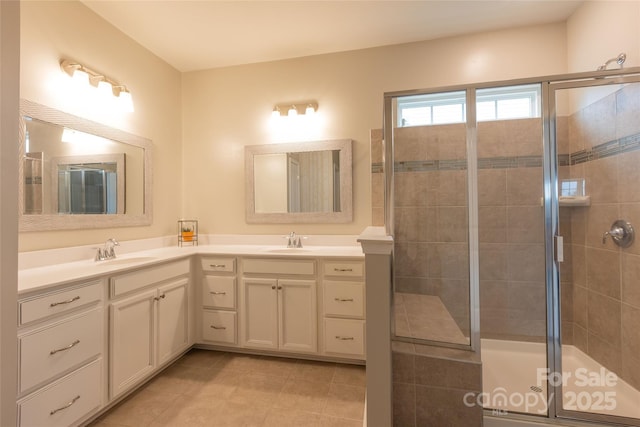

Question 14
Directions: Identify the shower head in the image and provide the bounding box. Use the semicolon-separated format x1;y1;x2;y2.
597;53;626;71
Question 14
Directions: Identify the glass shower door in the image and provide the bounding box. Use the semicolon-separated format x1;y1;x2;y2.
552;78;640;425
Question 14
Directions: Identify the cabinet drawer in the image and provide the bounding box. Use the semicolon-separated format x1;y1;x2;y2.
18;358;102;427
202;276;236;309
110;259;189;297
243;258;315;275
19;308;103;394
201;257;235;273
19;281;102;325
323;261;364;278
324;281;365;318
202;310;237;344
324;318;365;357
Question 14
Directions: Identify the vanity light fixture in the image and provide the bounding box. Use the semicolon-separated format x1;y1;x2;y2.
271;101;318;118
60;59;134;112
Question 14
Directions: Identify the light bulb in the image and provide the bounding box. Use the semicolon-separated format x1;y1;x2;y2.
305;104;316;115
96;79;113;98
71;69;90;86
118;89;134;113
288;105;298;117
272;107;281;119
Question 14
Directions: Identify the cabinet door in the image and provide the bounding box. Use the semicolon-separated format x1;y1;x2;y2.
278;279;317;353
243;278;278;349
157;278;189;366
109;289;156;399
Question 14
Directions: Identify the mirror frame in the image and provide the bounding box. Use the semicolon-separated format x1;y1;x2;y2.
19;99;153;231
245;139;352;223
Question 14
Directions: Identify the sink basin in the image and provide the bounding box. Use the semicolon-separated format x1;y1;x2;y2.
263;248;312;254
97;256;158;266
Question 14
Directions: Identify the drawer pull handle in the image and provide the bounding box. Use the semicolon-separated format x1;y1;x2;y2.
210;264;227;268
49;296;80;307
50;395;80;415
153;294;166;301
334;268;353;272
210;325;227;330
335;336;355;341
334;298;354;302
49;339;80;355
209;291;227;295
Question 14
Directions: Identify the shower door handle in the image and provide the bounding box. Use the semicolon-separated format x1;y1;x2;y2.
555;235;564;263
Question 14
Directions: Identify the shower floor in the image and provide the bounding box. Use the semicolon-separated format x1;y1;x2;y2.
482;339;640;420
394;292;468;345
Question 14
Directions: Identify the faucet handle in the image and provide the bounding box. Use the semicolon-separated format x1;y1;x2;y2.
93;247;105;261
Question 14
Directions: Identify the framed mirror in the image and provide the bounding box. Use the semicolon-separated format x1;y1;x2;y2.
245;139;352;223
19;99;152;231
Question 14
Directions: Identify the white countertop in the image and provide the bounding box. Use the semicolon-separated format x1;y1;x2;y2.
18;243;364;296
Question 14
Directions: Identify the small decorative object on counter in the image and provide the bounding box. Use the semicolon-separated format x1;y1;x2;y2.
178;219;198;247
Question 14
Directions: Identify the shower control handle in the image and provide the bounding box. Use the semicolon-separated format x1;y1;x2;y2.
602;220;634;248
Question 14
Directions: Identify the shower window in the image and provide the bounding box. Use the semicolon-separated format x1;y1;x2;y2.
398;84;540;127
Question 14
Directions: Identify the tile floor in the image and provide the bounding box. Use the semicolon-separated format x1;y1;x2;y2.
89;349;366;427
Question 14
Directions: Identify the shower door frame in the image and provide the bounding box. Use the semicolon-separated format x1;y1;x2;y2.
547;72;640;427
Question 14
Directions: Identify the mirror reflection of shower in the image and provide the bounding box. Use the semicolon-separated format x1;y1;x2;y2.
597;52;626;71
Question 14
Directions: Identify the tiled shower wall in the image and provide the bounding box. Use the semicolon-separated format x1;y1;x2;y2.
563;83;640;391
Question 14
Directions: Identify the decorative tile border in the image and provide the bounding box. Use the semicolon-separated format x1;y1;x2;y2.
370;131;640;173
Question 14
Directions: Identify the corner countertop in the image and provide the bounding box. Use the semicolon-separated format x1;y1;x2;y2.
18;243;364;296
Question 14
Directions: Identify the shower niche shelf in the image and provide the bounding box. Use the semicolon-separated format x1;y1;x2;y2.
539;196;591;207
559;195;590;207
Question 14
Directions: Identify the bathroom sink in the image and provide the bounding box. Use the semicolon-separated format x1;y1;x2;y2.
97;256;158;266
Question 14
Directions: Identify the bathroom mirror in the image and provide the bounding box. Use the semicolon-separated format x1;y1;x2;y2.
19;99;152;231
245;139;352;223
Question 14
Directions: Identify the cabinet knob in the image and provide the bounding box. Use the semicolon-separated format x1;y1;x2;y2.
271;285;276;290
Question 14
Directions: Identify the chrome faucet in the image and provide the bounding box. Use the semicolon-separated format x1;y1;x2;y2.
286;232;303;248
95;238;120;261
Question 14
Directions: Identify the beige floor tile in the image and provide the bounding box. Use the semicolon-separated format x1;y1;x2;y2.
99;387;180;427
274;378;331;413
332;364;366;387
323;383;366;420
262;409;324;427
147;394;224;427
290;359;338;384
319;415;365;427
144;365;207;395
227;371;288;408
174;348;229;370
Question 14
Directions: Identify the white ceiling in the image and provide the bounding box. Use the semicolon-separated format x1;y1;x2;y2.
82;0;582;72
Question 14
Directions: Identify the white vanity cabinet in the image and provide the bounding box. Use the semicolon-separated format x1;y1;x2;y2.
199;257;238;345
108;259;190;399
17;280;105;427
321;260;366;360
241;258;317;353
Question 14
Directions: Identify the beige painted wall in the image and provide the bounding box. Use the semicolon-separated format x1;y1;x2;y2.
19;1;182;251
182;23;568;236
